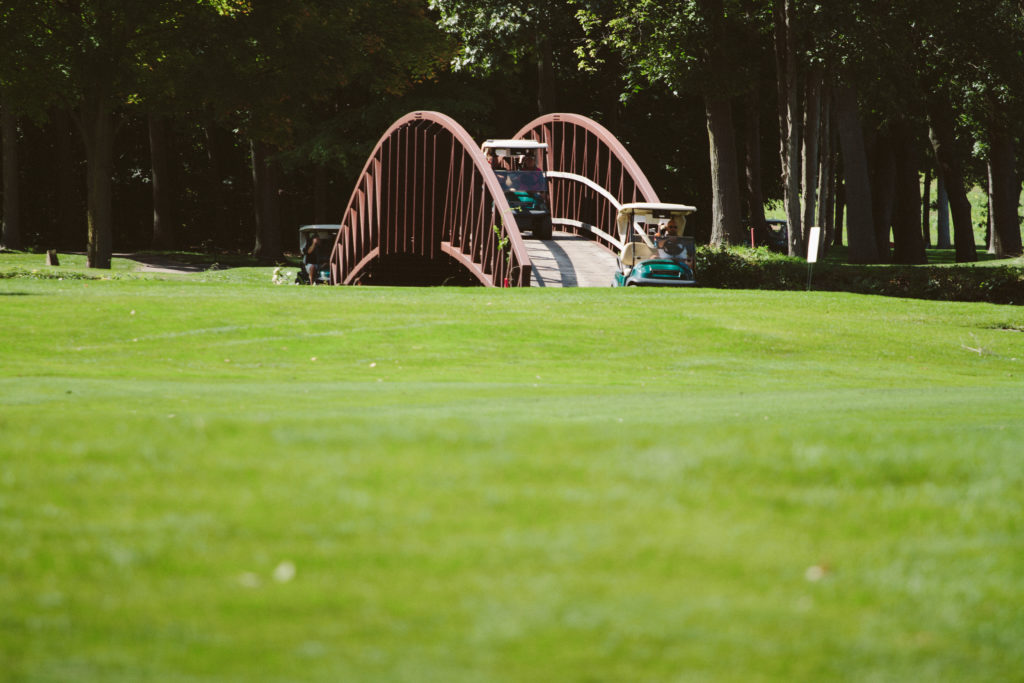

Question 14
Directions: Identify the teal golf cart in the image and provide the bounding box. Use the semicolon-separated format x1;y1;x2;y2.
481;139;553;240
612;203;698;287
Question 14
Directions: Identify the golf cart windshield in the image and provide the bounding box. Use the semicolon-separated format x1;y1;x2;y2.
615;203;697;244
493;170;547;193
298;224;339;252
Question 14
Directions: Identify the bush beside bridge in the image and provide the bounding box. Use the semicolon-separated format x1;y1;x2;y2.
696;247;1024;305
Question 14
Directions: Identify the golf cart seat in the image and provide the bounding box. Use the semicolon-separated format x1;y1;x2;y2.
620;242;658;269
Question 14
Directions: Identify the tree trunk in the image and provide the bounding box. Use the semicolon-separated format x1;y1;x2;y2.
834;177;845;247
314;163;329;224
802;68;822;246
203;120;229;247
935;172;951;249
602;73;621;133
53;109;84;251
535;34;557;115
250;139;281;260
77;99;115;269
263;155;281;259
816;84;833;252
149;114;175;250
927;93;976;262
251;139;266;258
1;104;21;250
705;95;744;246
870;129;895;262
921;168;931;247
773;0;803;256
744;90;768;247
987;162;996;253
890;117;927;264
833;85;878;263
988;117;1022;256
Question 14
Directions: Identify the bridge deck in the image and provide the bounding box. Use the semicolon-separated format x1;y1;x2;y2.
525;232;619;288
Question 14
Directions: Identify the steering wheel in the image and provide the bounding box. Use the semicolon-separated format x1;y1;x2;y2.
661;236;686;256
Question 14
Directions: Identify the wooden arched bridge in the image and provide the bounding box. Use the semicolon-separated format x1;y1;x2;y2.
328;111;661;287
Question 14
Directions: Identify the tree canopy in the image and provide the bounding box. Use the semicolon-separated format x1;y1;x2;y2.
1;0;1021;262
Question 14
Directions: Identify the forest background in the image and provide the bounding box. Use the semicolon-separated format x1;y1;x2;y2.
1;0;1022;269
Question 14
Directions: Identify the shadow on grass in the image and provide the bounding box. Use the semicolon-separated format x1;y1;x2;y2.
119;251;286;272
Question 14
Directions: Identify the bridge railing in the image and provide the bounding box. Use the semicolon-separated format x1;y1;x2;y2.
514;113;660;254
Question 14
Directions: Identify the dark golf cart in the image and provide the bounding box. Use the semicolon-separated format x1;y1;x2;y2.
295;224;339;285
763;219;788;252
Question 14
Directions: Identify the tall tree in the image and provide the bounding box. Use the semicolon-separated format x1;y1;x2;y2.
0;0;59;250
576;0;756;245
201;0;450;257
772;0;802;255
967;0;1024;256
743;90;769;247
927;91;977;262
801;67;822;246
833;84;878;263
0;1;248;267
148;114;175;250
1;104;19;250
890;116;927;264
986;109;1022;256
430;0;576;114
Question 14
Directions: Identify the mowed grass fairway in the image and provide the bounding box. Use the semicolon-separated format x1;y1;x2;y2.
2;259;1023;681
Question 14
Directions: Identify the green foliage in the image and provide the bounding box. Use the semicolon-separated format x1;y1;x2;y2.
574;0;762;97
696;246;1024;304
430;0;564;73
493;224;511;264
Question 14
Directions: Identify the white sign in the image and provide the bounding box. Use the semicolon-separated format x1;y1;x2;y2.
806;226;821;263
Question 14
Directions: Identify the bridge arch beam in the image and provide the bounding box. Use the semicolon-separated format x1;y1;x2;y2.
514;113;661;252
330;111;532;287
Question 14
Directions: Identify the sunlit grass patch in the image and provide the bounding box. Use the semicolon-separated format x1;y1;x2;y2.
1;261;1022;681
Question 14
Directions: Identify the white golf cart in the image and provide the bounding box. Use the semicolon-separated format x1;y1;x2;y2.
481;139;553;240
612;203;698;287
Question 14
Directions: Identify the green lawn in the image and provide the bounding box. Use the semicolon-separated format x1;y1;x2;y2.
2;255;1023;681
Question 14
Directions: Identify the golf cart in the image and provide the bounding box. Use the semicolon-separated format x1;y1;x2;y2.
295;224;339;285
762;219;788;252
612;203;698;287
481;139;553;240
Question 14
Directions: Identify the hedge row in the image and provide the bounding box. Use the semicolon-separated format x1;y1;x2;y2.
695;247;1024;305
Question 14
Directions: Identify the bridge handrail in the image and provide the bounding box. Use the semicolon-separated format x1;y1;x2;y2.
545;170;622;211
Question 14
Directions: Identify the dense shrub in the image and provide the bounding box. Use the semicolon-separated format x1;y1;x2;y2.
695;247;1024;305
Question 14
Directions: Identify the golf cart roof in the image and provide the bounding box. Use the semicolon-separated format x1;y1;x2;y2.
298;224;339;250
481;139;548;153
616;203;697;242
299;224;340;233
618;202;697;217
